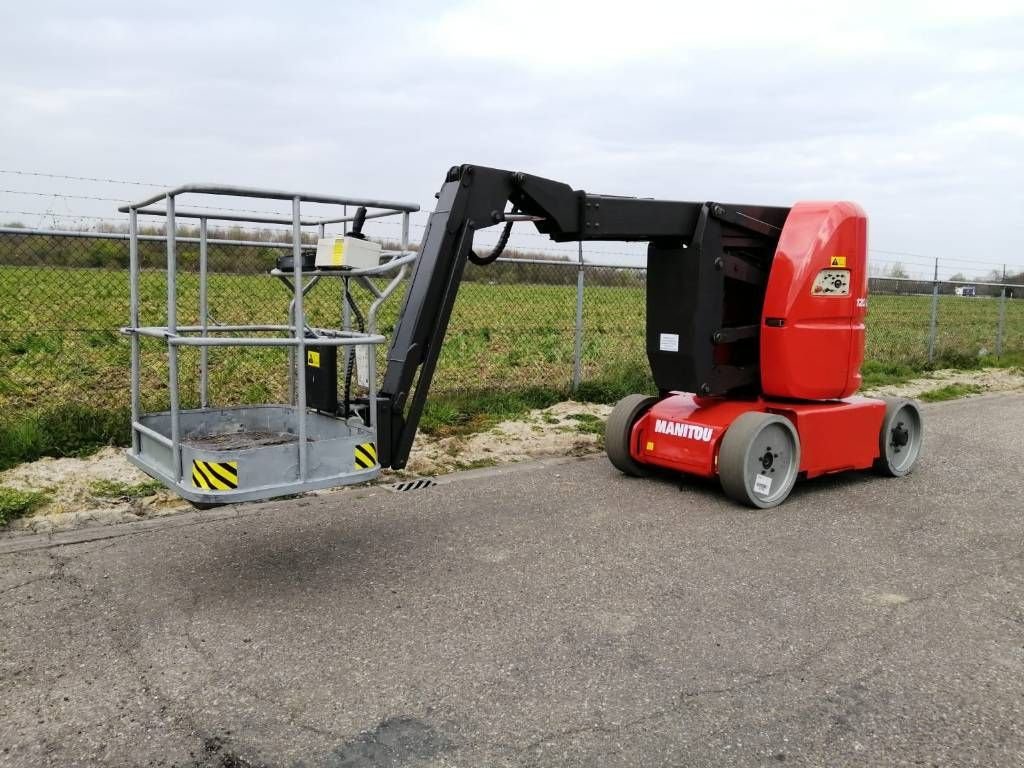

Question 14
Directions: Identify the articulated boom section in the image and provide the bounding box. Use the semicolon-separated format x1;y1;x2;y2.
376;164;792;469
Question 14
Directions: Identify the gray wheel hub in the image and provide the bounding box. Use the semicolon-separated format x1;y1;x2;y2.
742;423;798;505
881;401;923;476
718;412;801;509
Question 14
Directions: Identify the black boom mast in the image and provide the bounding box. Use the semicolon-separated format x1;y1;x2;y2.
376;164;789;469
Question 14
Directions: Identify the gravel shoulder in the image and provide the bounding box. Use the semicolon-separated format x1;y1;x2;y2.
862;365;1024;399
3;366;1022;534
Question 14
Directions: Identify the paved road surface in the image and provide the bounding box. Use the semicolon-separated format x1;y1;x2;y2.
2;394;1023;767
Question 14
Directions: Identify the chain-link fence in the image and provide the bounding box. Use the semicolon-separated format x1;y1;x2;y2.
1;228;1022;428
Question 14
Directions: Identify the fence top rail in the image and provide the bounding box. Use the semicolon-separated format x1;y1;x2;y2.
120;183;420;216
873;275;1024;290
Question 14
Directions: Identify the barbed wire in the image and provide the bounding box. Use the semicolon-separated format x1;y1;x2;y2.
869;256;1011;278
0;210;128;223
0;189;132;203
869;250;1011;272
0;172;436;222
0;187;365;220
0;169;170;187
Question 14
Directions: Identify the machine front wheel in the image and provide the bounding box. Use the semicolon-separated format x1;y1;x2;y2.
874;398;923;477
605;394;659;477
718;412;801;509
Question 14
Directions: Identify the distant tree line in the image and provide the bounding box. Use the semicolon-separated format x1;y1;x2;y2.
1;222;1013;293
0;224;647;288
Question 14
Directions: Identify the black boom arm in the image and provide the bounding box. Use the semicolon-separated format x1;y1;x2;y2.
376;164;789;469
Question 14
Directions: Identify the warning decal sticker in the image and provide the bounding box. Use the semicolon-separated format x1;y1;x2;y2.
354;442;378;470
192;460;239;491
829;256;847;267
331;239;345;266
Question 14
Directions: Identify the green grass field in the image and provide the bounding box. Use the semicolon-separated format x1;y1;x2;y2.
1;265;1022;468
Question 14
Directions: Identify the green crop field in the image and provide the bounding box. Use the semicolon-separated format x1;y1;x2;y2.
0;265;1022;468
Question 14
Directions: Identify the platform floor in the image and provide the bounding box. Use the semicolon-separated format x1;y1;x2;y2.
183;430;300;450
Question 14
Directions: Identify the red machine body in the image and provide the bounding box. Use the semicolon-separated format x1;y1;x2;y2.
761;201;869;400
631;394;884;480
629;201;887;482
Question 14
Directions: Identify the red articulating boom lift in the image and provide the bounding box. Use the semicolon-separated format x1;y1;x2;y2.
379;164;923;508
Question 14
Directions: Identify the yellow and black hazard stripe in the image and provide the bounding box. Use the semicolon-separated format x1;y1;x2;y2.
354;442;377;470
192;459;239;491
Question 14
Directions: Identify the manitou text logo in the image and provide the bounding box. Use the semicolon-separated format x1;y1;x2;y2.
653;419;714;442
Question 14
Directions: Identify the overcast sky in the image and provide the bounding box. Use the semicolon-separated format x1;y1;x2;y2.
1;1;1021;278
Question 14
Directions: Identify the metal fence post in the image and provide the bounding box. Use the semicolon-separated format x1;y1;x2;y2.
198;217;209;408
166;194;182;482
572;241;585;393
996;287;1007;358
927;258;939;364
128;208;140;454
292;196;307;481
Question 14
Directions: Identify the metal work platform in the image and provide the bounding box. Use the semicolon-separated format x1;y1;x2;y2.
120;184;418;505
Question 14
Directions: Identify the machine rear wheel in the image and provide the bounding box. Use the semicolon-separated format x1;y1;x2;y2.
605;394;658;477
719;412;801;509
874;398;923;477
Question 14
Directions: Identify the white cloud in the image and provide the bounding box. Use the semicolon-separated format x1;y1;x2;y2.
425;0;1007;70
0;0;1020;277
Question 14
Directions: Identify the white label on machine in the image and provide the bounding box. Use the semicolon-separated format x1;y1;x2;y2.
355;344;370;388
811;269;851;296
659;333;680;352
753;473;773;496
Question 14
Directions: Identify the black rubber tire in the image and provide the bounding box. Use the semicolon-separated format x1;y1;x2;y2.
718;412;801;509
874;397;924;477
605;394;659;477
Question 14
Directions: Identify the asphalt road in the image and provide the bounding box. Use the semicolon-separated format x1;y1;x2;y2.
2;394;1023;768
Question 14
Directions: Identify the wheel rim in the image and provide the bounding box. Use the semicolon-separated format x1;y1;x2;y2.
885;404;923;474
743;422;798;505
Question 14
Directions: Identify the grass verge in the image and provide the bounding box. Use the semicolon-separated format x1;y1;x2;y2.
567;413;605;435
418;365;654;438
418;386;567;437
0;487;50;526
1;354;1021;472
0;404;130;472
860;351;1024;389
918;383;984;402
89;479;164;501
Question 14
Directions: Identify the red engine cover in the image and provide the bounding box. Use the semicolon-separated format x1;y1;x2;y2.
761;201;868;400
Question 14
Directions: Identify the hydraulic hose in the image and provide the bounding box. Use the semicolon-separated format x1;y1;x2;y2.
469;208;518;266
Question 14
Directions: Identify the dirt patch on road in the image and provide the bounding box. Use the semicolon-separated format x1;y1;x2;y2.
404;400;612;476
862;366;1024;399
0;447;189;533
